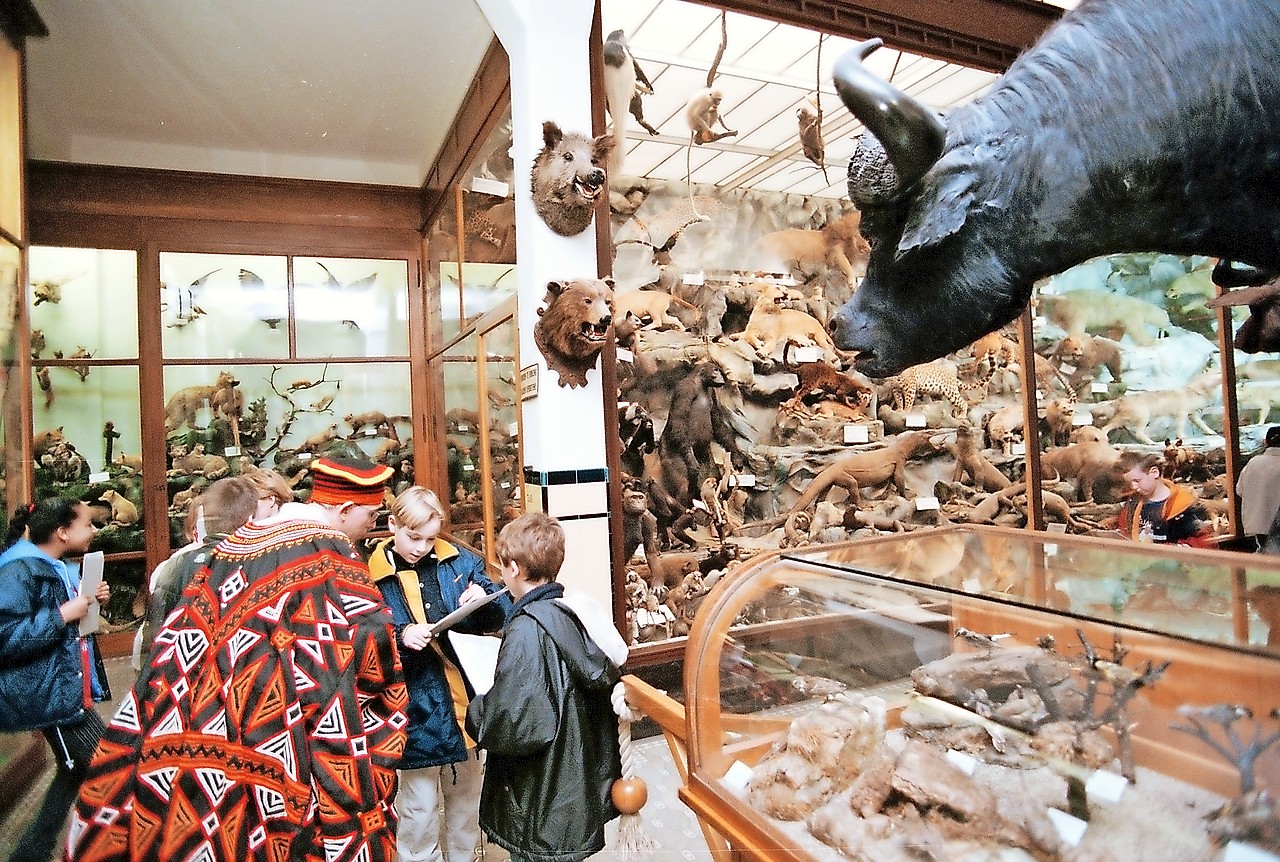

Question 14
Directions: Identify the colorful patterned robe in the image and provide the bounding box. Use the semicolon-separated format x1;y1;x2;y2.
69;518;408;862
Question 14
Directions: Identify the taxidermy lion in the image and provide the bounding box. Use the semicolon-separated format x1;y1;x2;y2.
531;120;614;237
734;283;842;364
164;371;240;434
614;288;699;331
533;277;615;388
748;210;870;285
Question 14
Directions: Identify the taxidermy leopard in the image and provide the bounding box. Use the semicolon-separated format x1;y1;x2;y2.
889;361;981;418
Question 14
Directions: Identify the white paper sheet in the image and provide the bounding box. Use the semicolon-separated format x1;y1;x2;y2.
445;631;502;695
78;551;105;636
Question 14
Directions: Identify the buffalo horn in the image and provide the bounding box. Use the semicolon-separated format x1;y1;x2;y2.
833;39;947;192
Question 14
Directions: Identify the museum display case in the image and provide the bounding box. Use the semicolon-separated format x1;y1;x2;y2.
437;295;523;563
24;243;416;621
627;525;1280;861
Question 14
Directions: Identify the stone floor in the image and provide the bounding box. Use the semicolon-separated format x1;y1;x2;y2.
1;656;714;862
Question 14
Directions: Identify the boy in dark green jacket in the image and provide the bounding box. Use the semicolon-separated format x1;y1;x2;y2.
466;512;622;862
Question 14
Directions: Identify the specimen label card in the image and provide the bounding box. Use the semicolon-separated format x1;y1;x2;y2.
1085;769;1127;803
1046;809;1087;847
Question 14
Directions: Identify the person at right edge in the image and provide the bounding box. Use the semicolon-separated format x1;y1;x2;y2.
466;512;622;862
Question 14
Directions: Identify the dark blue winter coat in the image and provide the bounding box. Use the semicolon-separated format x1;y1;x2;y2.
0;540;110;731
370;536;509;769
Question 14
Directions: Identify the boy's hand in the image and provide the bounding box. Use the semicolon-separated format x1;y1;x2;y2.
459;583;487;605
403;622;433;651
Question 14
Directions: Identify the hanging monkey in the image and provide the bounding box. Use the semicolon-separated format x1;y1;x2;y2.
684;12;736;146
686;89;737;145
796;94;829;183
797;37;830;183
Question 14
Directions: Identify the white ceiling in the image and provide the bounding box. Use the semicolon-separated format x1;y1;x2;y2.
25;0;496;186
24;0;1075;196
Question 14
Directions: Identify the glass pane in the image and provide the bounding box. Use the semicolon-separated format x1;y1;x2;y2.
0;38;19;240
294;257;409;358
481;316;522;539
0;237;20;534
32;364;143;553
436;260;516;345
442;333;482;544
160;253;289;360
1032;253;1228;536
162;361;412;501
30;247;139;360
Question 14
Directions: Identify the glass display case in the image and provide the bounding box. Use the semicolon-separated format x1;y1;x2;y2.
437;295;523;563
630;526;1280;862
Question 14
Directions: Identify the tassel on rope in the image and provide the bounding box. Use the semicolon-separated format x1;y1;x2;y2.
610;682;656;860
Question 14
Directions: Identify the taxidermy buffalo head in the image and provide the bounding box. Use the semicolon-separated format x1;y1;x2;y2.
828;0;1280;377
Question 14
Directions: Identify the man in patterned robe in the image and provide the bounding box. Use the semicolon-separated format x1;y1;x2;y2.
70;458;408;862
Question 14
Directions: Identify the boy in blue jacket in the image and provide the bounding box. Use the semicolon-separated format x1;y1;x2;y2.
370;486;510;862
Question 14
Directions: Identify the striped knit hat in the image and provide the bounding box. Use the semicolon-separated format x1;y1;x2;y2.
309;457;394;507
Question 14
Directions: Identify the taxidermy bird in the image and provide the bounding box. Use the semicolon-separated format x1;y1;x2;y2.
796;94;829;183
32;280;63;305
602;28;637;174
317;262;376;291
239;268;265;290
165;269;215;328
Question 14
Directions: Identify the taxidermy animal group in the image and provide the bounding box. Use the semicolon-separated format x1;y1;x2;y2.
829;0;1280;377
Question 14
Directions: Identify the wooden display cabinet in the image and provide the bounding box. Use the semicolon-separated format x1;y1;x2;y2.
626;526;1280;862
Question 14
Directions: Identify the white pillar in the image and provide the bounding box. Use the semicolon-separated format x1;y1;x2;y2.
474;0;614;615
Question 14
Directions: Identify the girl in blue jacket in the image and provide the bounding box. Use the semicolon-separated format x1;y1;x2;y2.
0;497;111;862
370;486;510;862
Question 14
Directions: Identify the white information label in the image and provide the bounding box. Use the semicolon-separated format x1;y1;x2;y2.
463;464;475;472
1058;362;1076;375
1072;412;1093;426
1091;381;1108;394
906;413;927;428
914;496;940;511
1224;841;1280;862
224;446;241;456
297;452;313;461
844;424;869;444
1046;809;1087;847
1046;522;1068;534
731;474;757;488
616;347;634;362
793;346;821;363
1011;442;1027;456
962;578;982;593
88;471;110;484
682;271;706;286
946;750;977;775
723;760;754;795
1086;769;1128;803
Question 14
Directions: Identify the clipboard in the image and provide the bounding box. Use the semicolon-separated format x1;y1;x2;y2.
78;551;105;636
428;587;508;636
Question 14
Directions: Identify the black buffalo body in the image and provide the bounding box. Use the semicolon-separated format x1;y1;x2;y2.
830;0;1280;377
